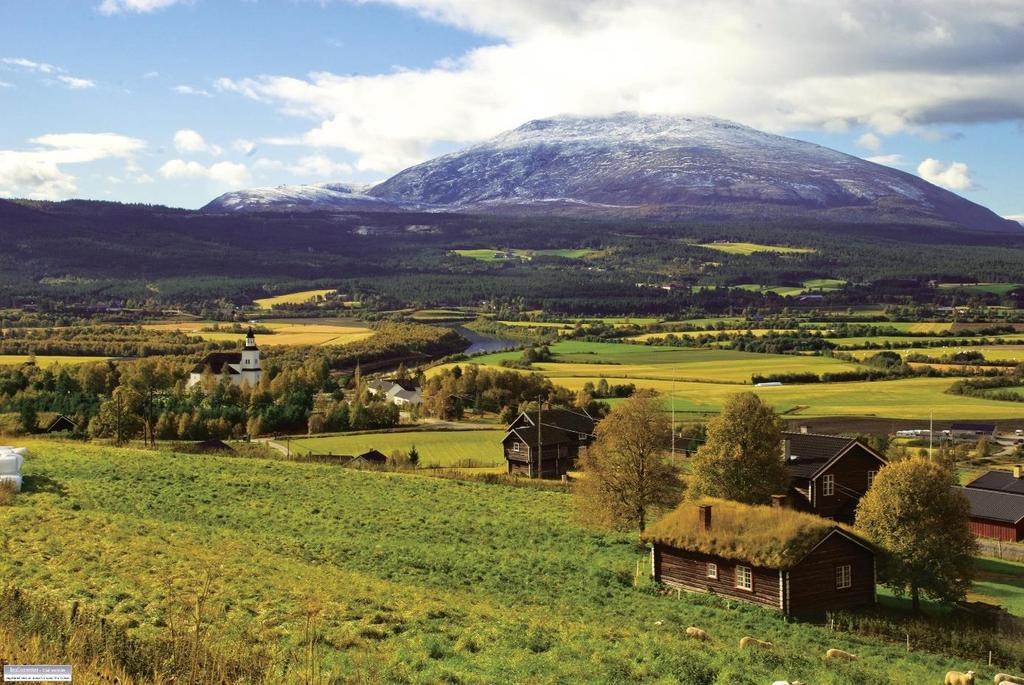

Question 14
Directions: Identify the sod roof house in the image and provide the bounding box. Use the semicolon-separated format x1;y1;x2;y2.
782;430;887;523
643;498;876;616
502;408;596;478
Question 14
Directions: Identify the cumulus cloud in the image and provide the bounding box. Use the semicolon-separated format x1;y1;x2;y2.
171;84;211;97
158;159;249;186
866;154;906;167
57;75;96;89
254;154;353;177
917;158;974;190
856;132;882;151
98;0;188;14
173;129;222;155
0;57;57;74
215;0;1024;172
0;132;146;200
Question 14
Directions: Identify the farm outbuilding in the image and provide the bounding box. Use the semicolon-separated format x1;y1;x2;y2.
956;486;1024;542
643;498;876;616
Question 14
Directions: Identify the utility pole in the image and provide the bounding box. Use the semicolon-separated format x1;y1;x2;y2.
929;411;934;454
671;379;676;462
536;398;543;479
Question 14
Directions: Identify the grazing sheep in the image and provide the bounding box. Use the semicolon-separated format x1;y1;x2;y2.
770;681;805;685
995;676;1024;685
685;626;710;641
738;635;773;650
825;648;858;661
944;671;975;685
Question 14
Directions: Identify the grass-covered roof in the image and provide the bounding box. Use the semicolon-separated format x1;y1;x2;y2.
642;497;864;569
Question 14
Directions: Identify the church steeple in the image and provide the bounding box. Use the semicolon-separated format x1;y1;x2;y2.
243;327;258;350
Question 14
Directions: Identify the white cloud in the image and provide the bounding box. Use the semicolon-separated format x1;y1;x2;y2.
1006;214;1024;226
0;57;57;74
216;1;1024;172
173;129;222;155
917;158;974;190
856;132;881;151
0;132;146;200
233;139;256;156
865;154;906;167
254;154;353;177
98;0;188;14
57;75;96;89
171;84;211;97
158;159;249;186
0;81;12;89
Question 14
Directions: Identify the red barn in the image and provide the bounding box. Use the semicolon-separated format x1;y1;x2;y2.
643;498;876;616
957;485;1024;542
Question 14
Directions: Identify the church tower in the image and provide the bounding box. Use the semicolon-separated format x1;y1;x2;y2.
239;327;261;387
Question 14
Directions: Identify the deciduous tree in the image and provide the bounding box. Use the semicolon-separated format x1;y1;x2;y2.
856;457;976;610
689;392;788;504
574;392;681;534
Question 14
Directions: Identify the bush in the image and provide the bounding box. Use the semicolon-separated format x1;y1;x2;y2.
0;481;15;506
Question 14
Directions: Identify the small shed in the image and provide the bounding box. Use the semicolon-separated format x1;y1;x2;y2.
643;498;876;616
349;449;388;468
44;415;78;434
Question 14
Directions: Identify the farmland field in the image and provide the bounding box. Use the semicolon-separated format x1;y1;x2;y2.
937;282;1021;295
827;333;1024;348
698;241;815;255
254;288;337;308
142;320;375;346
847;345;1024;362
453;248;596;262
0;355;110;367
288;429;505;467
0;442;1006;683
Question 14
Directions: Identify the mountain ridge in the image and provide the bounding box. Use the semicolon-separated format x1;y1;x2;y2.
204;113;1018;233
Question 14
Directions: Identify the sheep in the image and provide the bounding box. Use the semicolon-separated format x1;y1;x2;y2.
824;648;858;661
995;676;1024;685
685;626;710;641
738;635;773;650
944;671;975;685
770;681;805;685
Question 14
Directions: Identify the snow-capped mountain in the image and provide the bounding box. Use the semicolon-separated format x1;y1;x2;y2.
205;114;1017;232
204;182;399;213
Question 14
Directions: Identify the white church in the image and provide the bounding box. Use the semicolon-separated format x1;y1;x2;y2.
188;328;262;388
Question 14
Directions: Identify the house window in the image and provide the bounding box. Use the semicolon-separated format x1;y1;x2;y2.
735;565;752;591
867;470;877;487
707;562;718;579
578;432;587;441
836;564;852;590
822;474;835;496
512;442;520;452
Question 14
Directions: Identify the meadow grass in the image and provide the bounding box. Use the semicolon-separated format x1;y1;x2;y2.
698;242;815;255
288;429;505;467
254;288;337;308
452;248;596;262
0;441;1014;683
0;355;111;368
937;283;1021;295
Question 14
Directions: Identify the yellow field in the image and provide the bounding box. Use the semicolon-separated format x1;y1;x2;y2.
847;345;1024;362
254;289;336;308
628;328;800;341
0;355;110;368
143;321;374;346
698;241;814;255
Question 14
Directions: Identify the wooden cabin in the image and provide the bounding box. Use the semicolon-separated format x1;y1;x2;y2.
782;431;887;523
643;498;876;616
502;408;596;478
44;414;78;434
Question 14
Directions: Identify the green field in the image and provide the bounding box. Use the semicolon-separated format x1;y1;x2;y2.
254;288;337;308
937;282;1021;295
698;241;815;255
0;442;1008;683
289;429;505;467
0;355;110;368
733;279;846;297
453;248;596;262
970;558;1024;615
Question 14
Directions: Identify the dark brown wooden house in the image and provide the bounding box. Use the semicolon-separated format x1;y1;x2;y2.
643;498;876;616
782;431;887;523
502;408;596;478
44;414;78;434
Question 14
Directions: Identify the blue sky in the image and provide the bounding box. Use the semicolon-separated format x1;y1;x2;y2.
0;1;1021;218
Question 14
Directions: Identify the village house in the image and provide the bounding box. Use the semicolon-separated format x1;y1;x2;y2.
502;407;596;478
782;429;887;523
959;466;1024;541
644;498;876;616
187;328;261;388
367;378;422;407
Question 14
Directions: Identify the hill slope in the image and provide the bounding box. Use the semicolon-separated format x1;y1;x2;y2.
208;113;1018;233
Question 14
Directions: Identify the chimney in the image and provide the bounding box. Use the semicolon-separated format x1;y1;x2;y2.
698;505;712;534
1014;465;1022;479
799;425;809;434
782;438;792;461
771;494;788;509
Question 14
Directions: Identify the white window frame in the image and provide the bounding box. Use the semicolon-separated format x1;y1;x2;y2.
706;562;718;579
835;564;852;590
822;474;835;497
735;565;753;591
512;442;520;452
867;470;877;487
